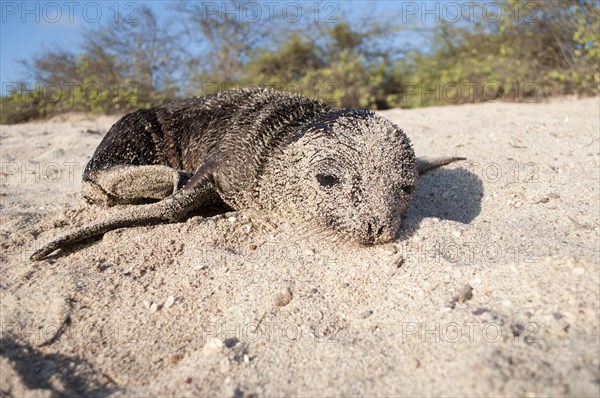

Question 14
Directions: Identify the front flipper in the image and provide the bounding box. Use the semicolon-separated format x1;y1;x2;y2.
31;166;216;261
83;165;193;206
416;157;466;175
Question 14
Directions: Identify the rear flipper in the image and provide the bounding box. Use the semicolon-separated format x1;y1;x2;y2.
83;165;193;206
416;157;466;175
31;166;217;261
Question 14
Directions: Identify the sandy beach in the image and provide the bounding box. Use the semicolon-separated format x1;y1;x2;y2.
1;96;598;397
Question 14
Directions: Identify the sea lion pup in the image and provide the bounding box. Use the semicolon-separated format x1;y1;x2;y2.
31;88;463;261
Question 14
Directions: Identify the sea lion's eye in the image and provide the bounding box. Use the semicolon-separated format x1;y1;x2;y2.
402;185;414;195
316;173;340;188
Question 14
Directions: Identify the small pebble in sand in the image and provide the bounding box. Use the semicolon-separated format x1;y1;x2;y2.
249;244;257;251
548;192;560;199
203;338;224;355
227;216;237;223
164;295;175;309
539;197;549;203
452;230;462;237
194;264;208;270
572;267;585;276
449;284;474;308
142;300;151;309
274;288;293;307
383;246;398;255
510;322;525;337
149;303;158;313
360;310;373;319
170;353;184;364
458;284;473;303
552;312;564;320
393;257;405;269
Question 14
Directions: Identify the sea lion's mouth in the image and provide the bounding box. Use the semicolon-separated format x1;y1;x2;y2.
360;229;396;245
351;220;398;245
321;212;399;245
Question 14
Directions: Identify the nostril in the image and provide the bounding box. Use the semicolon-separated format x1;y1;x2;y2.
366;219;384;240
402;185;414;195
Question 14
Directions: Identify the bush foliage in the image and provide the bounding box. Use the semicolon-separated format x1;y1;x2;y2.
1;0;598;123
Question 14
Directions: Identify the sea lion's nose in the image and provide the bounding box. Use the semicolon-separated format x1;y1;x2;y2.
364;217;386;243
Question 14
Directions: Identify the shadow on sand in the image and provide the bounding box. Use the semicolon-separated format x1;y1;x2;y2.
398;166;483;240
0;336;118;397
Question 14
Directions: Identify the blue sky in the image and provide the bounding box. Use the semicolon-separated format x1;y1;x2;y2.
1;1;171;89
0;1;465;94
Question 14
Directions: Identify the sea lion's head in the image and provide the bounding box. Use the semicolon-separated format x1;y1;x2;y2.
258;109;417;244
